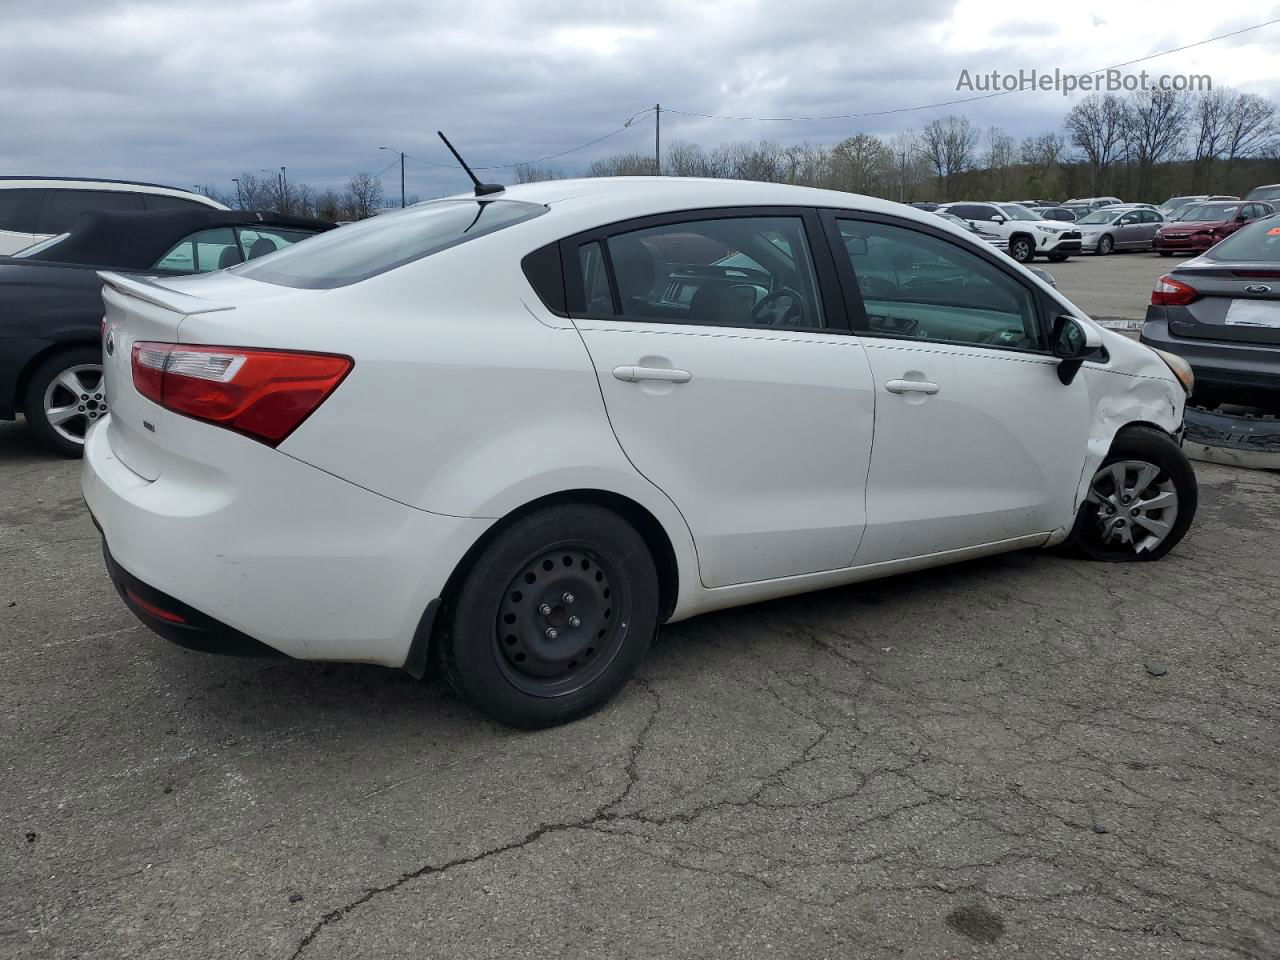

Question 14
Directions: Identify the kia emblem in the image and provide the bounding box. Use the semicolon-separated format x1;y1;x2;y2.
105;328;115;356
1244;283;1272;294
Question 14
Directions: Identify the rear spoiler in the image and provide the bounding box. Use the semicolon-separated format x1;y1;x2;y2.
98;271;234;315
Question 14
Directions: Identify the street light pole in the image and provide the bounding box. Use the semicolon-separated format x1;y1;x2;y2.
379;146;406;208
280;166;287;211
232;178;242;208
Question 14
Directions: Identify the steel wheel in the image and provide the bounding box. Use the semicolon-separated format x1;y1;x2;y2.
1086;459;1179;555
42;363;105;445
494;546;629;697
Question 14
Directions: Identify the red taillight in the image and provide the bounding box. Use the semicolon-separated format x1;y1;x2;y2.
131;342;352;445
1151;275;1199;307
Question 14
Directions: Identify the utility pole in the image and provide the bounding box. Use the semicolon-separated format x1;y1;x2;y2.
654;103;661;176
379;146;406;207
232;178;242;208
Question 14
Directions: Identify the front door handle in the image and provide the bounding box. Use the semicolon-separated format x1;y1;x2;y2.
613;365;693;384
885;378;940;395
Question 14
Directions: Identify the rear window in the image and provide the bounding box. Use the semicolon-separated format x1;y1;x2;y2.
1246;186;1280;203
234;199;546;289
39;189;144;233
1204;217;1280;261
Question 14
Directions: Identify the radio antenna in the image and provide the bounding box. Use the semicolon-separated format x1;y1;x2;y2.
437;131;505;197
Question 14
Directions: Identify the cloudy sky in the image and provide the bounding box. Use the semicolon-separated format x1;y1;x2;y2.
3;0;1278;201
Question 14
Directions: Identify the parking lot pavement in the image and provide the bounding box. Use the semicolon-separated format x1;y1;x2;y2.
1048;250;1173;329
2;416;1278;960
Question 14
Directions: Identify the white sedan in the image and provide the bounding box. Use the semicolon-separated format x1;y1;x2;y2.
83;178;1198;727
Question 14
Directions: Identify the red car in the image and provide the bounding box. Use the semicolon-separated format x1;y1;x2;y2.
1154;200;1276;256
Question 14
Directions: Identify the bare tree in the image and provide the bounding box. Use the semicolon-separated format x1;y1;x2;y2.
1222;92;1278;175
984;126;1017;196
232;172;274;210
919;116;979;196
342;173;384;220
781;142;832;189
314;188;343;222
665;141;716;178
887;130;928;201
514;164;564;183
1123;89;1189;199
830;133;891;195
1064;94;1127;194
585;152;657;177
1190;89;1231;189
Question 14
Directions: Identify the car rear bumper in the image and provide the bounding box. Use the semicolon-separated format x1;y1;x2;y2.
1141;315;1280;393
82;415;491;667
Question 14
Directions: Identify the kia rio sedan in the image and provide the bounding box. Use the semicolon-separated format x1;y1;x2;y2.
83;178;1198;727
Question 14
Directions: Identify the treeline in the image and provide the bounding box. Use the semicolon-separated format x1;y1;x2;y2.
194;171;403;221
521;86;1280;203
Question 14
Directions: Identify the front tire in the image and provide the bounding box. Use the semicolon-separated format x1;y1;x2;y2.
1096;235;1114;256
1064;426;1197;562
442;504;659;728
1158;251;1173;257
1009;236;1034;263
1047;253;1069;262
22;346;105;457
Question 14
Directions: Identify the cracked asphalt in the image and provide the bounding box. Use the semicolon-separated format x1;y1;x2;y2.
2;415;1279;960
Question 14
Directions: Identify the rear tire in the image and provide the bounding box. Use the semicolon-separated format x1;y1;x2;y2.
22;346;105;457
442;504;659;728
1159;251;1174;257
1047;253;1069;262
1063;426;1197;562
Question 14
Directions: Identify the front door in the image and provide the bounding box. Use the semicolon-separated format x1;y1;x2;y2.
825;212;1093;565
565;210;876;588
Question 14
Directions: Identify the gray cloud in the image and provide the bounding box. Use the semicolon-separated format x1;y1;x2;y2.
1;0;1277;200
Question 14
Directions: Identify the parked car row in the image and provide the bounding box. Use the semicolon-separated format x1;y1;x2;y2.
0;201;333;453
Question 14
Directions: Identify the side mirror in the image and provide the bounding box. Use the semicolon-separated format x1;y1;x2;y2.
1052;315;1100;385
991;215;1006;224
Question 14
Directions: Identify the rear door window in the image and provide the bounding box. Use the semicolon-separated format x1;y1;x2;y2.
38;189;145;233
0;189;46;233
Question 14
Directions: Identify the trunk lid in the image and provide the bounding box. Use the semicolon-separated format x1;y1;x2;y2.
97;271;309;479
1165;261;1280;346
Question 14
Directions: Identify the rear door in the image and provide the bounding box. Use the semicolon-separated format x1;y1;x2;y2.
565;207;877;588
824;211;1091;564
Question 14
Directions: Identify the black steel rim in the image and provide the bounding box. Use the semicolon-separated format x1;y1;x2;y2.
493;544;630;697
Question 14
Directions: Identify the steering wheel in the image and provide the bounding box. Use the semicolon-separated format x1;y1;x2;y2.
751;286;807;326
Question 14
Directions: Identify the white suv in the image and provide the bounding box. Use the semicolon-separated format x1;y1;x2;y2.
937;202;1081;263
0;178;226;255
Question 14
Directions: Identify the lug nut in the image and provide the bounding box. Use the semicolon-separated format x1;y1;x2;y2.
562;592;575;604
538;603;552;616
81;394;88;401
544;627;559;640
77;405;85;411
569;616;581;628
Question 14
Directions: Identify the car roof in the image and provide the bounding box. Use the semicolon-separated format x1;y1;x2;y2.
15;208;333;269
466;177;957;235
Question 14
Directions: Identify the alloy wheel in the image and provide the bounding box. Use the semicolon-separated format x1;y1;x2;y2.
1086;459;1179;554
42;364;105;445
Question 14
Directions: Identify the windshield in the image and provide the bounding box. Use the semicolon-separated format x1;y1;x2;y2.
1160;197;1200;211
234;198;546;289
1175;203;1240;222
1077;210;1120;225
1205;217;1280;261
11;233;70;258
998;204;1040;221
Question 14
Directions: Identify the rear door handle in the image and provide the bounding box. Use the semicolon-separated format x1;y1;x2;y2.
885;379;940;395
613;365;693;384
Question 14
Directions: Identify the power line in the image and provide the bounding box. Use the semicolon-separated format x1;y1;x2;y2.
665;16;1280;122
396;112;652;174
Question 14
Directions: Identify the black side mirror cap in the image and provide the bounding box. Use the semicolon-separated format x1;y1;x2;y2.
1052;315;1099;385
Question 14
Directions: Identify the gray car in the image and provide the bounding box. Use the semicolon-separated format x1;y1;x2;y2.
1075;206;1165;255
